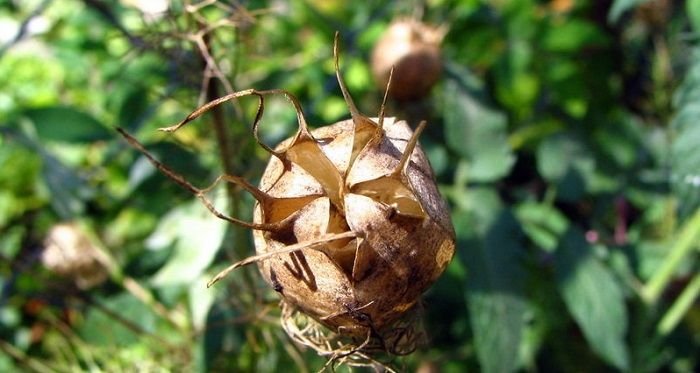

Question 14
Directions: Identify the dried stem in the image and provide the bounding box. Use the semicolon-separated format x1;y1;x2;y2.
116;128;286;231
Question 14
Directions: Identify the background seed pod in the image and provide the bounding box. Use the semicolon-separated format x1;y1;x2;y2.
371;19;445;101
42;223;107;289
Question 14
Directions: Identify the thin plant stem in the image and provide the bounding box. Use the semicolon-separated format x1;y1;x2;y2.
641;208;700;304
657;273;700;336
0;339;55;373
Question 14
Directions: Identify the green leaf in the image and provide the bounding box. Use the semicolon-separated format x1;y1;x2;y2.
671;48;700;219
537;134;594;201
196;299;244;372
461;209;527;373
515;202;569;252
443;65;515;182
542;20;607;52
555;230;629;370
41;152;93;218
148;198;227;287
117;87;150;131
25;106;111;143
80;293;158;347
689;0;700;32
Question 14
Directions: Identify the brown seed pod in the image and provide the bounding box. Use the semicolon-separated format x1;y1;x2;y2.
42;223;107;289
118;33;455;359
371;19;445;101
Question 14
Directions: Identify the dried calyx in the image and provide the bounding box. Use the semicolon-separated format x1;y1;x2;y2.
118;32;455;357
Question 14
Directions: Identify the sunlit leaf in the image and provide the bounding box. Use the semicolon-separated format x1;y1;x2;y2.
80;293;158;347
689;0;700;32
516;201;569;252
671;48;700;219
542;20;608;52
148;197;227;287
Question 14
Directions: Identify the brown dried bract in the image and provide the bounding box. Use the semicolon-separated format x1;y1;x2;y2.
118;33;455;359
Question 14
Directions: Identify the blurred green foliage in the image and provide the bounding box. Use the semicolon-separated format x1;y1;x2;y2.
1;0;699;371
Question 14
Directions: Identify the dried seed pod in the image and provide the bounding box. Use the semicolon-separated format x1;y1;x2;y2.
118;33;455;357
42;223;107;289
371;19;445;101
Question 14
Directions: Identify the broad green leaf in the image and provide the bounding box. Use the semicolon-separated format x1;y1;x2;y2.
0;137;45;225
493;40;539;117
537;134;595;201
148;198;227;287
7;119;94;218
443;65;515;182
515;202;569;252
25;106;111;143
196;300;244;372
40;150;92;218
0;225;24;259
79;293;158;347
671;48;700;219
461;209;527;373
117;87;150;131
542;20;607;52
555;230;629;370
189;276;216;331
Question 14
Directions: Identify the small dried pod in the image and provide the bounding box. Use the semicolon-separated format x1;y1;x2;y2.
42;223;107;289
371;19;445;101
118;33;455;356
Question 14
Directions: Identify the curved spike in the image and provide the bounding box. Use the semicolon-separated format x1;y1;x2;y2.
117;127;285;232
250;92;286;159
159;89;257;132
392;120;427;178
207;231;358;287
333;32;364;125
117;128;199;195
257;89;313;140
378;65;394;129
200;174;270;204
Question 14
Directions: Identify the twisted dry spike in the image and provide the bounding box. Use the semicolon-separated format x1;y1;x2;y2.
333;32;384;174
159;89;259;133
377;65;394;129
333;32;364;128
392;120;427;178
116;128;291;232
